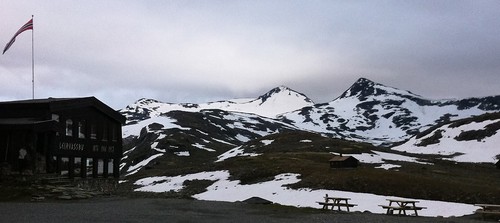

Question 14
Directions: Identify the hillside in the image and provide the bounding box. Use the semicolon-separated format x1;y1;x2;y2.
126;130;500;213
118;78;500;216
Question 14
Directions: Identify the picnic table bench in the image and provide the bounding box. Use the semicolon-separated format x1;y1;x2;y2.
474;204;500;220
317;194;357;212
379;199;426;216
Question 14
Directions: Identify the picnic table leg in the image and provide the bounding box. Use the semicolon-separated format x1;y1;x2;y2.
387;201;393;214
398;202;405;215
386;207;392;215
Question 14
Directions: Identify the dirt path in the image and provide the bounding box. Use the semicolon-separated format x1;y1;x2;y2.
0;197;487;223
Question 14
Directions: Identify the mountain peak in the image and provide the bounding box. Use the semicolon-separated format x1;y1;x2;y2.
355;77;376;85
338;78;381;99
257;86;314;104
135;98;162;105
338;78;421;100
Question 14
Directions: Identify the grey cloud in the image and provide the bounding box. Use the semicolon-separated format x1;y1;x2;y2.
1;0;499;109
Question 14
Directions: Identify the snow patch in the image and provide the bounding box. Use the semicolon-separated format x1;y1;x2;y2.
393;119;500;163
174;151;190;157
126;153;164;176
261;139;274;146
216;146;261;162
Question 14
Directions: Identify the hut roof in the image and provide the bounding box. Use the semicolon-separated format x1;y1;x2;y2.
329;155;357;162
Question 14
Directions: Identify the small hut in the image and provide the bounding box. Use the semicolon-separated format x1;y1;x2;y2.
329;154;359;168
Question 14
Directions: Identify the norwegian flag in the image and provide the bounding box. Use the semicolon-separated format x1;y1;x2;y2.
3;19;33;54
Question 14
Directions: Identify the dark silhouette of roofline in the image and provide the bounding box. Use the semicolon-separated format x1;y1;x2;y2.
0;97;125;124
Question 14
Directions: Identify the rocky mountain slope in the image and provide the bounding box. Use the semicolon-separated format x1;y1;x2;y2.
119;78;500;177
279;78;500;145
393;112;500;163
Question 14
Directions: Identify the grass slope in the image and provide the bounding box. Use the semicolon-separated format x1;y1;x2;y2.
124;131;500;205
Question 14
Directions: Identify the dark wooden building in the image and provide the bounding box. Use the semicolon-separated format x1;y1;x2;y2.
329;155;359;168
0;97;125;178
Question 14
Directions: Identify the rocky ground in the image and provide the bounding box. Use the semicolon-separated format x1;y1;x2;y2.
0;174;117;202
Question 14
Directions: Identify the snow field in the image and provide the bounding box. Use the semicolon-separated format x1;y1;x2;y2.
133;171;477;218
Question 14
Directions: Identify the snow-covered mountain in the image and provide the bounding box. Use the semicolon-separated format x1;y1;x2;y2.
279;78;500;145
118;79;500;214
120;77;500;175
393;112;500;163
120;86;314;175
120;86;314;124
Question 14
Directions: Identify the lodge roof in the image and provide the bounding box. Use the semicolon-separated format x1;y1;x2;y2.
0;97;125;124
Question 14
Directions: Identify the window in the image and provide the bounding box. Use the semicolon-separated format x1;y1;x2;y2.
78;121;86;138
65;119;73;136
90;124;97;139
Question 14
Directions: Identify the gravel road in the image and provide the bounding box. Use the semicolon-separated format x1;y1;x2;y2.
0;197;488;223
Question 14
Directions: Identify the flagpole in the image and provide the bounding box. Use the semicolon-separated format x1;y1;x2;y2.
31;15;35;99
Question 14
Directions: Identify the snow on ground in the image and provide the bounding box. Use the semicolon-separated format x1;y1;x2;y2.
134;171;477;218
174;151;190;157
192;143;216;152
375;164;401;170
216;148;430;166
215;146;261;162
126;153;164;176
393;119;500;163
357;151;429;164
122;116;190;138
345;151;430;169
260;139;274;146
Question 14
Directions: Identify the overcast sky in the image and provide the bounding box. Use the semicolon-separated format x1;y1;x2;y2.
1;1;499;109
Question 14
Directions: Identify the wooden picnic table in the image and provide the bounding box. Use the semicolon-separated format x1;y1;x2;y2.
317;194;357;212
474;204;500;220
379;199;426;216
